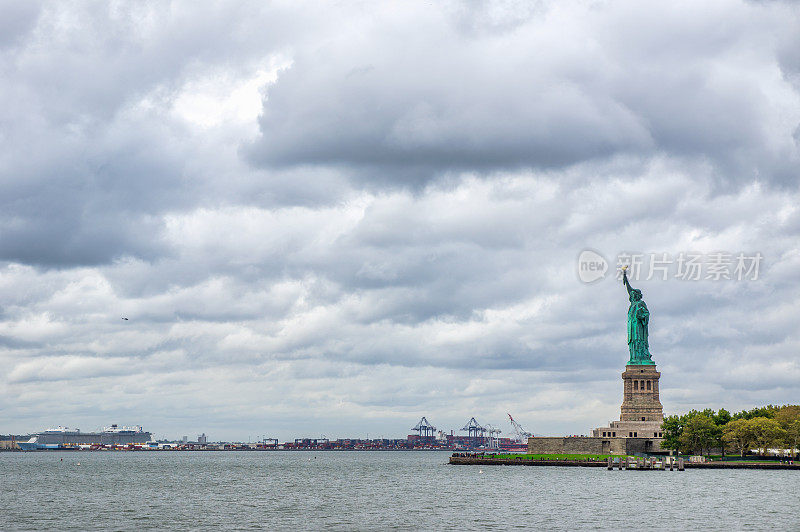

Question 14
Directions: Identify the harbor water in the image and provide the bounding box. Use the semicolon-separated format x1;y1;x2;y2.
1;451;798;530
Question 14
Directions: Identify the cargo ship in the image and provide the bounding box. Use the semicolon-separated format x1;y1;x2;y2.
17;425;152;450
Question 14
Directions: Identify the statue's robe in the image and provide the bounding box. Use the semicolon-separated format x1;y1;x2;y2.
627;299;652;363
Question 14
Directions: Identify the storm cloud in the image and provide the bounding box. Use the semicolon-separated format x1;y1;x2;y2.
0;0;799;441
249;1;800;187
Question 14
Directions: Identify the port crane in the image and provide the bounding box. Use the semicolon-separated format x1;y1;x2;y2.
412;417;436;438
460;417;486;443
483;424;502;449
507;413;532;443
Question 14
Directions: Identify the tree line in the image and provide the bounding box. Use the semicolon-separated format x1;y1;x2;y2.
660;404;800;457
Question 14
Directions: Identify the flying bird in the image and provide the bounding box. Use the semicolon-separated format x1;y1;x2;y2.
121;317;129;321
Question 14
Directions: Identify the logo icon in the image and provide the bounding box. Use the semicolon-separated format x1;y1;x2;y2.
577;249;608;283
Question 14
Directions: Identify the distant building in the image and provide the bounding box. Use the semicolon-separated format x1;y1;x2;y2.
182;436;188;444
198;433;207;444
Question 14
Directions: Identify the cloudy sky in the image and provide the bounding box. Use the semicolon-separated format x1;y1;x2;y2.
1;0;799;442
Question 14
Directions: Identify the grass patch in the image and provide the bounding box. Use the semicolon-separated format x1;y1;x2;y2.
490;453;625;461
717;460;786;464
707;455;793;462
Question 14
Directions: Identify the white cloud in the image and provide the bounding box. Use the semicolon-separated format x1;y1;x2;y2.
171;57;290;131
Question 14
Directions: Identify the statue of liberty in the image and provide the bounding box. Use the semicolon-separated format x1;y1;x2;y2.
622;267;654;365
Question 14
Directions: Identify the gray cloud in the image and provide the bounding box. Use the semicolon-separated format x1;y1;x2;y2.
0;0;41;49
248;1;800;188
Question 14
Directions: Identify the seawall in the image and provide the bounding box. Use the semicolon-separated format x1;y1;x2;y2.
449;456;606;467
448;455;800;470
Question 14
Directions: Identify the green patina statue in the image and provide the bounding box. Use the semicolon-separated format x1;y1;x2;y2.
622;268;655;365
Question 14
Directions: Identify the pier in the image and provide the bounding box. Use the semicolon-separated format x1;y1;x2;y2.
604;456;681;470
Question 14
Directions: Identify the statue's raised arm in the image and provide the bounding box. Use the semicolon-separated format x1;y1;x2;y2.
622;267;633;296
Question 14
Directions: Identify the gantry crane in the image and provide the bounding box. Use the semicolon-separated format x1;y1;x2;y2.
507;413;532;443
460;417;486;446
483;424;502;449
412;417;437;439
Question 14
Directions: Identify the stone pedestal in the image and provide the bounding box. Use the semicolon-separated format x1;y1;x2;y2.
592;364;665;447
620;364;663;423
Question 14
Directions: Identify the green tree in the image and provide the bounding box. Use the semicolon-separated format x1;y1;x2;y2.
732;405;779;421
774;405;800;454
660;414;687;451
712;408;732;456
748;417;786;456
664;406;797;457
678;414;720;456
723;419;755;457
784;420;800;456
774;405;800;428
713;408;732;426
